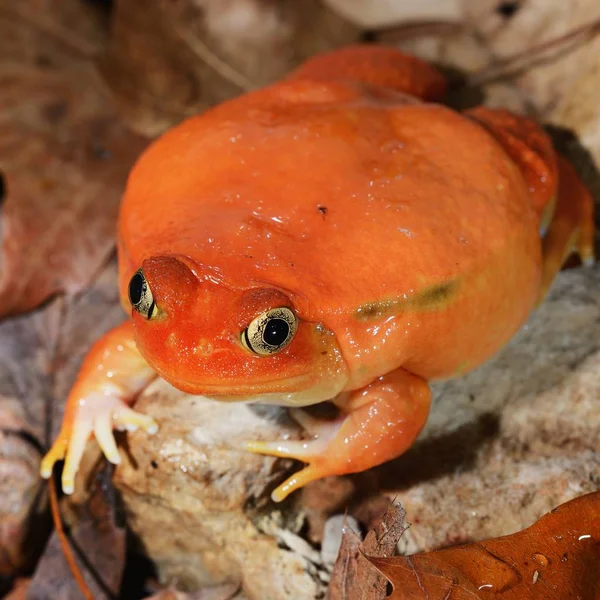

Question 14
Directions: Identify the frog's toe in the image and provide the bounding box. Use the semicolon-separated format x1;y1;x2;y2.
94;412;121;465
112;404;158;434
243;437;335;502
40;436;69;480
270;464;329;502
40;399;157;495
61;418;94;495
243;437;329;461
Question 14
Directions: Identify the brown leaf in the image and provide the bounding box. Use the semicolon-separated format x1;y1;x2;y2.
324;0;462;29
28;467;126;600
0;2;147;318
0;260;124;580
4;577;31;600
0;410;43;576
328;500;408;600
146;583;241;600
368;492;600;599
98;0;362;136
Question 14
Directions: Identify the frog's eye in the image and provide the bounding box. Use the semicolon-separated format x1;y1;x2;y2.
128;269;158;319
241;307;298;356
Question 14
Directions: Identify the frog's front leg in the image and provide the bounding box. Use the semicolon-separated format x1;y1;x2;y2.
245;369;431;502
40;321;157;494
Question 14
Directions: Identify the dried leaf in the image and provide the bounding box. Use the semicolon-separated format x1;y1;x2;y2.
324;0;462;29
0;411;43;575
146;583;241;600
28;467;126;600
98;0;361;136
0;2;147;318
0;260;124;581
369;492;600;599
4;577;31;600
328;500;408;600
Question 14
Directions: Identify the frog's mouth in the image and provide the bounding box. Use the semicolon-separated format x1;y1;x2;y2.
153;365;349;408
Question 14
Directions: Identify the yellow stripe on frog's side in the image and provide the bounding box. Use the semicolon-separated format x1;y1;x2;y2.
354;279;459;321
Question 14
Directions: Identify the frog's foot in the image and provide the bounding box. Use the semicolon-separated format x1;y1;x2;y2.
244;370;431;502
539;155;595;302
40;396;157;495
40;321;158;494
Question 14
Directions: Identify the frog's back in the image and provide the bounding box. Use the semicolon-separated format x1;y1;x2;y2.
119;77;541;382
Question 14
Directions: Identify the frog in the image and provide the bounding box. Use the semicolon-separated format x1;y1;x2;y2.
40;45;595;502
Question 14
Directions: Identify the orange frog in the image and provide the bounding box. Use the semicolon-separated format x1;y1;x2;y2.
41;46;595;502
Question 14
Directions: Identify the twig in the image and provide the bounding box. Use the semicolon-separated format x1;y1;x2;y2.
466;16;600;88
48;477;95;600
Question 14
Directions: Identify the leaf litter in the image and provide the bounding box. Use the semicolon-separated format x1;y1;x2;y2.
1;0;600;598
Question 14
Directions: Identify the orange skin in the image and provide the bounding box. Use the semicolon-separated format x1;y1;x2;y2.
41;46;595;501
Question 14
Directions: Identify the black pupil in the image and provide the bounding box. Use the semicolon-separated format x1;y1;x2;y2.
263;318;290;347
129;272;144;305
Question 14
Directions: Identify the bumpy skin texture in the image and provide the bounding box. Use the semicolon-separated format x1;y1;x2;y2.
41;45;595;501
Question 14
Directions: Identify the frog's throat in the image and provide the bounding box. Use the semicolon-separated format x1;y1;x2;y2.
158;369;350;408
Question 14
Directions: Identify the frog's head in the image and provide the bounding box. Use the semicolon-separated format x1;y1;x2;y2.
126;256;349;402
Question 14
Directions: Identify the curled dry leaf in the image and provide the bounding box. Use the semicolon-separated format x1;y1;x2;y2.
28;467;126;600
368;492;600;599
0;2;147;318
327;500;408;600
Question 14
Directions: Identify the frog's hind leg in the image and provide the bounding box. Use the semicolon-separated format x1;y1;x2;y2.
288;45;447;101
538;155;595;302
244;369;431;502
464;107;595;300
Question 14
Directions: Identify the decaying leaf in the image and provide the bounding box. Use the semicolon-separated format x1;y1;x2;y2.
0;260;125;583
98;0;362;136
368;492;600;599
146;582;241;600
28;467;126;600
324;0;462;29
0;2;147;318
328;500;408;600
0;407;43;576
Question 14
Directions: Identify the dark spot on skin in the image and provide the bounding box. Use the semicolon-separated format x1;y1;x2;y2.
151;460;158;469
356;301;391;320
417;281;456;307
496;1;519;18
289;262;295;267
317;205;328;216
355;280;459;320
0;171;5;208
